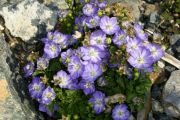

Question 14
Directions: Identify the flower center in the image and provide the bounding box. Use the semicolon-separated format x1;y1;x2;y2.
85;82;91;88
137;57;144;64
33;85;40;91
90;19;96;26
89;49;98;57
95;99;102;105
105;24;112;30
86;7;92;14
118;35;125;40
118;111;123;116
74;64;81;71
50;45;56;52
90;70;96;77
45;92;52;98
96;38;102;44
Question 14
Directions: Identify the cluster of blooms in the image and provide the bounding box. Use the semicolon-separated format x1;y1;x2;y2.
23;0;164;119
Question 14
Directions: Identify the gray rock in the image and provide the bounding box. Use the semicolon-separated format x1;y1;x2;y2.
43;0;68;10
163;70;180;118
107;0;141;21
0;0;57;42
152;100;164;113
170;34;180;45
0;33;43;119
149;11;159;24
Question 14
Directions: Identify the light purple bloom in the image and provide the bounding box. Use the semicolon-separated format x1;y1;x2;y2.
39;104;59;117
113;30;127;47
61;49;74;64
41;32;54;43
41;87;56;105
112;104;130;120
37;57;49;70
82;46;105;63
67;79;80;90
100;16;119;35
98;1;107;8
82;63;102;82
23;62;35;77
79;79;95;95
86;16;100;28
146;44;164;62
134;24;148;41
53;70;72;89
83;3;98;16
68;56;84;79
126;37;142;53
44;41;60;59
28;77;45;100
53;31;69;49
74;46;87;59
90;30;107;50
68;35;78;46
89;91;106;114
75;16;87;27
128;47;154;69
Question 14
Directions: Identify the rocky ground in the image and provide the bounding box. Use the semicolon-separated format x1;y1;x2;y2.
0;0;179;120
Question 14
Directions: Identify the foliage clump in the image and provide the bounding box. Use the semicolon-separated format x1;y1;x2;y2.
23;0;164;119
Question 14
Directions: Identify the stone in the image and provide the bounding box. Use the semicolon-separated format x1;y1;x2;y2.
144;4;156;16
170;34;180;45
0;79;10;101
163;70;180;118
149;11;159;24
0;33;43;119
152;100;164;113
0;0;57;42
107;0;141;21
43;0;68;10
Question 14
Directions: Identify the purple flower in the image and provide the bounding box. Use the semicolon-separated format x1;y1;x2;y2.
44;41;60;59
79;79;95;95
100;16;119;35
126;37;142;53
112;104;130;120
90;30;107;50
98;1;107;9
86;16;100;28
82;63;102;82
89;91;106;114
83;3;98;16
82;46;105;63
134;24;148;41
67;79;80;90
128;47;154;69
113;30;127;47
41;32;54;43
23;62;35;77
61;49;74;64
146;44;164;62
53;70;72;89
75;16;87;27
53;31;69;49
68;35;78;46
39;104;59;117
68;56;84;79
41;87;56;105
28;77;45;100
37;57;49;70
74;46;87;59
